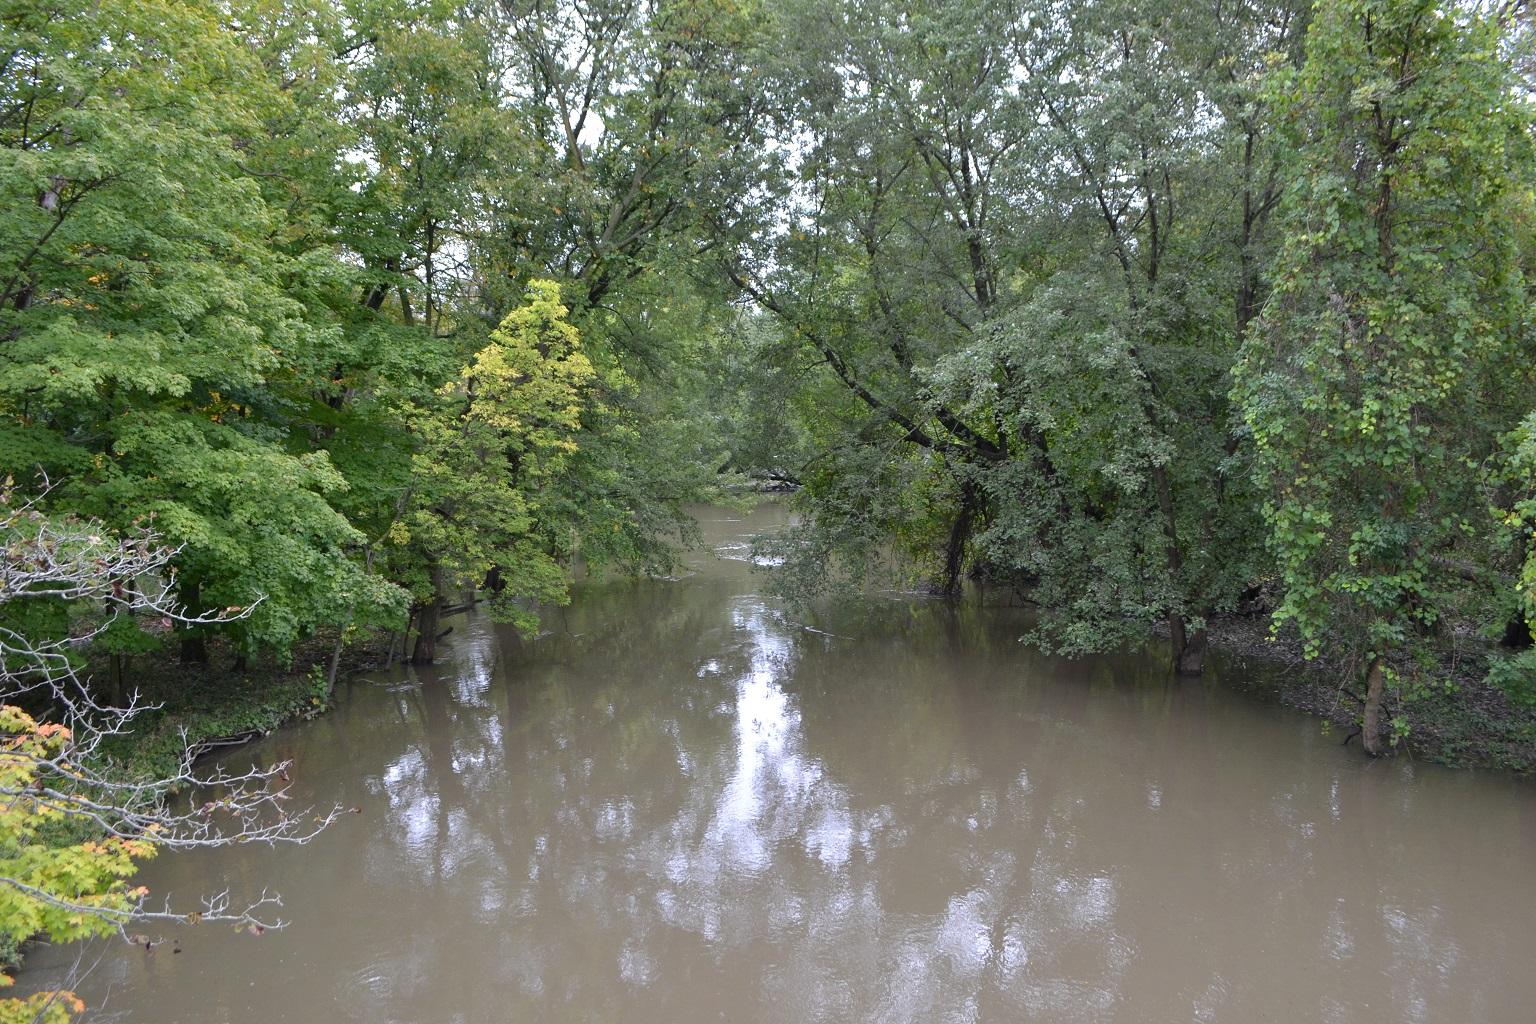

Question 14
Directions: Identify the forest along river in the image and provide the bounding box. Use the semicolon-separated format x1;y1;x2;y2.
20;502;1536;1023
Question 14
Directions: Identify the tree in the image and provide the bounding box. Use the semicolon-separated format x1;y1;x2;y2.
1233;0;1530;752
925;0;1299;670
723;0;1042;598
397;281;596;662
1;483;332;1020
485;0;770;317
0;0;408;665
727;0;1303;674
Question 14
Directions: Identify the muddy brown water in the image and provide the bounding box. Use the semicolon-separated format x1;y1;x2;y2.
20;503;1536;1022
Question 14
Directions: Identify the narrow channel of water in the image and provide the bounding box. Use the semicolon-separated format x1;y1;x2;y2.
21;502;1536;1022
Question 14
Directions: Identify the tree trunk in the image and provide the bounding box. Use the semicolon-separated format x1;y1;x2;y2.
1150;463;1205;676
325;632;345;701
107;653;126;707
411;598;441;664
1361;656;1386;756
179;581;208;665
180;632;207;665
411;564;445;665
1173;624;1207;676
942;483;978;598
381;629;401;669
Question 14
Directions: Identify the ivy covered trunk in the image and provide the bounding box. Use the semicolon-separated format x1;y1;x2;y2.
1232;0;1526;750
1361;656;1386;756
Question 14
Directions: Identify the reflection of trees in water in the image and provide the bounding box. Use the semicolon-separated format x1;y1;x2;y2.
308;556;1528;1021
26;517;1516;1023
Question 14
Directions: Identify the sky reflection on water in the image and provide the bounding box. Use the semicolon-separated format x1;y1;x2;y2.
18;503;1536;1024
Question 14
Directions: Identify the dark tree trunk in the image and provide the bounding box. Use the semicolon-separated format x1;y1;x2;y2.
1173;624;1208;676
1235;128;1265;344
381;629;401;669
1149;461;1208;677
1361;656;1386;756
179;581;208;665
411;564;445;665
180;633;208;665
107;653;126;707
411;598;441;664
1167;611;1185;658
942;485;978;599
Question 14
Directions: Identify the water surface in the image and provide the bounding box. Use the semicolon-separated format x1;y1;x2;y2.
23;503;1536;1022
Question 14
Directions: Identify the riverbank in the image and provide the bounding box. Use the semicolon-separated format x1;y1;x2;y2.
111;596;1536;781
1;629;397;982
100;629;395;779
1193;613;1536;772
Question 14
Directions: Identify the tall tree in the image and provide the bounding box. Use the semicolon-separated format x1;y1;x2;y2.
0;0;407;662
724;0;1036;596
398;281;596;663
729;0;1304;674
1234;0;1530;752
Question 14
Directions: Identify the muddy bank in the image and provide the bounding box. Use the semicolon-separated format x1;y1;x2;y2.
1180;614;1536;772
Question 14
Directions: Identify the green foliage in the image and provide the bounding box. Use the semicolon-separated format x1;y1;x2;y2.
0;0;406;662
0;708;153;946
1;0;750;674
720;0;1300;674
1234;0;1529;669
402;281;596;630
1491;411;1536;701
1486;650;1536;707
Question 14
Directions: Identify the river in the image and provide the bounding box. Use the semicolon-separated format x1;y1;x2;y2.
20;502;1536;1022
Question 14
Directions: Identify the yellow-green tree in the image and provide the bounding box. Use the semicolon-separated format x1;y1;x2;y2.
399;281;597;661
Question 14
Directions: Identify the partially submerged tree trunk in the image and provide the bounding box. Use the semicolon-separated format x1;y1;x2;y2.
1151;464;1206;677
411;566;445;665
941;483;979;598
411;598;441;664
380;628;402;669
1361;656;1386;756
1173;623;1208;676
